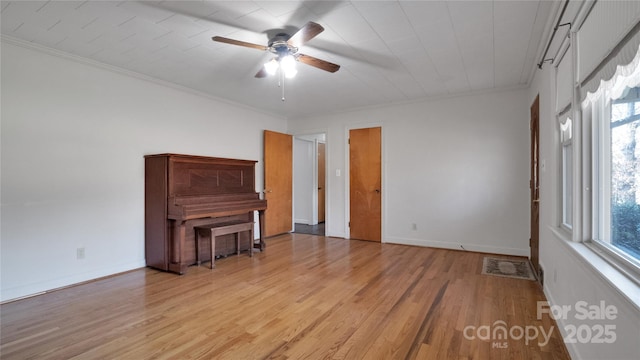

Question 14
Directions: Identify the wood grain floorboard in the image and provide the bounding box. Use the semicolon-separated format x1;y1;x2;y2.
0;234;570;359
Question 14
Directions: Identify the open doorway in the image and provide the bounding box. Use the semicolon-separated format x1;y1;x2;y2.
293;133;326;236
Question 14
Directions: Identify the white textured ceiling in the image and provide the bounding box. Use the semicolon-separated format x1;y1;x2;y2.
1;0;555;118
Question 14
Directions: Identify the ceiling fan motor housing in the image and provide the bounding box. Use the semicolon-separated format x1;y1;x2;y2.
269;33;298;58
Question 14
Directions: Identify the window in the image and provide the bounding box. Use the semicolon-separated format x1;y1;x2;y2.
592;81;640;268
560;117;573;230
610;91;640;261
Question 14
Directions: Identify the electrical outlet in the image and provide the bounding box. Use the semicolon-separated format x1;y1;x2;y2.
411;223;417;231
77;247;85;260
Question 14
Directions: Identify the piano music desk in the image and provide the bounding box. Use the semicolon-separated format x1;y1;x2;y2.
194;221;254;269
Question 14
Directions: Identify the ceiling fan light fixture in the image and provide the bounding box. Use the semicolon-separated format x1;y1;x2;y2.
284;68;298;79
281;55;297;78
264;58;279;76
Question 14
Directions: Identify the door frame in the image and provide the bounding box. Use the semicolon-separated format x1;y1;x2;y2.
345;123;384;241
317;141;326;224
530;95;541;282
293;131;329;231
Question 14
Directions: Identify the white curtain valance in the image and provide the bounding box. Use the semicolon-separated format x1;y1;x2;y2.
578;0;640;87
582;44;640;105
580;23;640;102
558;112;572;143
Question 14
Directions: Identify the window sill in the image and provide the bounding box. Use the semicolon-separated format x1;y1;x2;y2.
549;226;640;312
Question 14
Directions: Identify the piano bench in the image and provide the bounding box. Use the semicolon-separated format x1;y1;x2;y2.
194;221;254;269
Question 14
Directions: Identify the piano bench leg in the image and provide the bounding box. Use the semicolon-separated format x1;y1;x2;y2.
236;233;240;256
249;228;254;258
195;230;201;266
210;232;216;270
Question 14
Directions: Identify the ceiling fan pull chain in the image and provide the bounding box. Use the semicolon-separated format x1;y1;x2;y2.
281;69;286;101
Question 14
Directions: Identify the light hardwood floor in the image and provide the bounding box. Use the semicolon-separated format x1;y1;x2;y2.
1;234;570;359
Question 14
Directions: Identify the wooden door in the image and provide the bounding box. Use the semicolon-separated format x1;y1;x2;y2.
530;96;541;281
350;127;381;242
264;130;293;237
318;142;326;223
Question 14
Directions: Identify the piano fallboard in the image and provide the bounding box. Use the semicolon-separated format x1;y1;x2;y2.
168;195;267;220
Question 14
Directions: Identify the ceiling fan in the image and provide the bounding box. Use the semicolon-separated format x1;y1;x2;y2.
212;21;340;79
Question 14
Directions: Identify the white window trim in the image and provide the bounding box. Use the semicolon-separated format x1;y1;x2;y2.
586;240;640;285
550;226;640;312
559;115;573;232
562;142;573;231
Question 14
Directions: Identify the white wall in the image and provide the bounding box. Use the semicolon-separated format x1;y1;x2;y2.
0;41;287;302
289;88;531;256
294;138;313;224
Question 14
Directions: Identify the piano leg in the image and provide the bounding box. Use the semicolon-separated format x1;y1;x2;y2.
258;210;266;251
249;226;254;257
169;221;188;275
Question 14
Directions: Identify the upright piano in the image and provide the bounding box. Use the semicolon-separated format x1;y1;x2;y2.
145;153;267;274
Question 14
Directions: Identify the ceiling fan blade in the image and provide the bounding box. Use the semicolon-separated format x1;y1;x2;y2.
255;67;268;78
287;21;324;48
297;54;340;73
212;36;268;51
